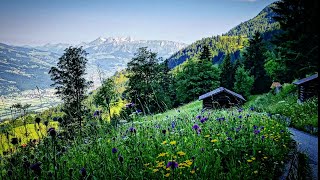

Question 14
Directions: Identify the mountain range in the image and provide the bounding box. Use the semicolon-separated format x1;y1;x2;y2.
0;38;187;95
0;2;279;95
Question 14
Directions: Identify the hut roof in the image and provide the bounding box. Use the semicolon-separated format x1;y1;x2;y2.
293;74;318;85
198;87;246;101
270;82;282;88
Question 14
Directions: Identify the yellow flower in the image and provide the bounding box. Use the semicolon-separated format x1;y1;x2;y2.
185;160;193;166
157;152;168;158
170;141;177;145
251;157;256;161
258;151;261;153
204;135;210;138
173;155;177;159
211;139;218;143
254;170;258;174
153;169;159;173
217;133;220;136
190;170;196;174
144;163;150;167
247;159;253;163
164;173;170;177
162;141;167;145
166;167;171;171
177;151;186;156
263;156;268;159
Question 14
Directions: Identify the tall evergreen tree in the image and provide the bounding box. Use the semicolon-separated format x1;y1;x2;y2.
220;54;234;90
49;47;92;130
270;0;318;81
243;32;271;94
199;45;212;61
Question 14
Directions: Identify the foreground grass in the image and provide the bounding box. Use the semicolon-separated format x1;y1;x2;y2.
1;101;292;179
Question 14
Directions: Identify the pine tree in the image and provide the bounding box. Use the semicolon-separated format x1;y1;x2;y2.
49;47;92;130
220;54;234;90
243;32;271;94
199;45;212;61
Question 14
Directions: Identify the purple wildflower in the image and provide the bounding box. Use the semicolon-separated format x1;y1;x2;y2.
227;137;232;141
136;109;142;113
261;135;265;141
80;167;86;177
192;124;200;130
250;107;254;111
196;115;202;119
112;148;118;154
260;126;264;130
238;115;242;119
125;103;135;108
30;162;42;175
48;128;56;137
253;125;258;129
93;110;100;117
254;130;260;135
238;108;243;113
280;130;284;133
200;118;206;123
166;161;179;169
162;129;167;134
171;122;175;128
129;127;136;133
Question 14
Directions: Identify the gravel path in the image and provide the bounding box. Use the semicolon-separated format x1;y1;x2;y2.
288;127;318;180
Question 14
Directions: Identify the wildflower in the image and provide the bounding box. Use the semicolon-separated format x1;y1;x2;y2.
162;129;167;134
263;156;268;159
48;128;57;137
261;135;265;140
204;135;210;138
93;110;100;117
238;115;242;119
162;141;167;145
251;157;256;160
165;173;170;177
157;152;168;158
254;130;260;135
35;117;41;124
129;127;136;133
238;109;242;112
211;139;218;143
80;167;87;177
118;155;124;163
192;124;200;130
171;122;175;128
253;125;258;129
30;162;42;175
190;169;196;174
52;117;58;121
177;151;186;156
200;118;206;123
136;109;142;113
247;159;253;163
254;170;258;174
153;169;159;173
280;130;284;133
196;115;201;119
112;148;118;154
166;161;179;169
227;137;232;141
260;126;265;130
44;121;49;126
250;107;254;111
21;144;27;148
170;141;176;145
126;103;135;108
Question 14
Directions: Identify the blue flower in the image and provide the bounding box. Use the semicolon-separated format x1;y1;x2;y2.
254;130;260;135
112;148;118;154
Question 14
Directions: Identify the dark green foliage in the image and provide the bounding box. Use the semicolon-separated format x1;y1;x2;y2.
220;54;235;90
225;3;280;39
199;45;212;61
234;66;254;98
49;47;92;128
93;78;118;119
167;36;248;69
269;0;318;82
243;32;271;94
174;57;220;104
124;47;171;114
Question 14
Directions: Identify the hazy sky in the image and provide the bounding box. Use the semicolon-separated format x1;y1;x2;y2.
0;0;276;46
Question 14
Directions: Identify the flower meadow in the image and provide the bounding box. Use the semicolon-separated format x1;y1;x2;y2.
0;102;292;179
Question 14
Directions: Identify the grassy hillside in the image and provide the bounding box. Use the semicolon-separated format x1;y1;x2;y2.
0;101;293;179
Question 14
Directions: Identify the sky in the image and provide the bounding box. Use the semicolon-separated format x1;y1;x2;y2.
0;0;276;46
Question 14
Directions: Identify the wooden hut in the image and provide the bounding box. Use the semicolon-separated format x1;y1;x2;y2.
198;87;246;109
293;74;318;102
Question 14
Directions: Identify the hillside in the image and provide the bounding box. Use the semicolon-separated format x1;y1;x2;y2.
167;3;279;69
0;43;59;95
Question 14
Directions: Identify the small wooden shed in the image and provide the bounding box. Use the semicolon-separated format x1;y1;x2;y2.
198;87;246;109
293;74;318;102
